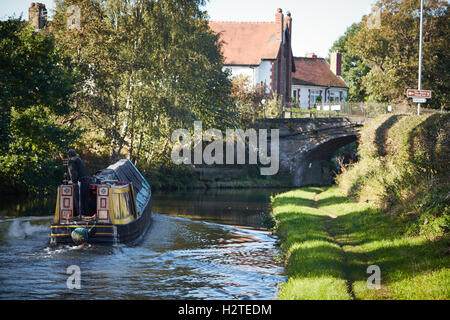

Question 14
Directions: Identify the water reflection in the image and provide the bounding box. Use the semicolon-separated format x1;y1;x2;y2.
0;195;56;218
152;188;285;228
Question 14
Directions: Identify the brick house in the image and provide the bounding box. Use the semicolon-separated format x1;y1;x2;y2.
209;8;295;106
291;52;349;109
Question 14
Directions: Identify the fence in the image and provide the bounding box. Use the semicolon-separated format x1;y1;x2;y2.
283;102;437;121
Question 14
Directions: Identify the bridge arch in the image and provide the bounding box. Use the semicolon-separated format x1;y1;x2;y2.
292;133;359;187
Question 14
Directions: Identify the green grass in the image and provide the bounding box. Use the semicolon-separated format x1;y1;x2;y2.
272;186;450;300
272;187;351;300
273;113;449;299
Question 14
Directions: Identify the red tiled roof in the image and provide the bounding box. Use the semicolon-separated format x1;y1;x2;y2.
292;57;348;88
208;21;281;65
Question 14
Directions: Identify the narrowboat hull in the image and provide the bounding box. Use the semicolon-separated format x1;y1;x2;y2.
50;159;152;246
50;199;151;245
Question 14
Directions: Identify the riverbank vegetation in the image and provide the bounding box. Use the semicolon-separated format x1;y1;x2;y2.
0;18;78;195
338;113;449;239
271;113;449;299
272;186;448;299
1;0;237;195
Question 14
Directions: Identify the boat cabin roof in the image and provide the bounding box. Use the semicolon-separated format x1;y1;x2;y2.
93;159;151;214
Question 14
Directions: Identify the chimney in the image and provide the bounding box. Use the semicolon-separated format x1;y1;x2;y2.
29;3;47;31
306;52;318;58
285;11;292;37
330;51;342;76
275;8;283;41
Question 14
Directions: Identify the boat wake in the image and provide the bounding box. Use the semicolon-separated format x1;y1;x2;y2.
42;243;93;256
7;220;48;239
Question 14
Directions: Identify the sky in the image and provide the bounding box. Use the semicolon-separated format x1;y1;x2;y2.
1;0;378;58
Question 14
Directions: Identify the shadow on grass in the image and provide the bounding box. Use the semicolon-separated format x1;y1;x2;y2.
274;186;449;299
271;187;326;209
375;114;403;157
286;243;348;278
301;187;325;193
316;195;349;208
272;196;315;209
327;206;449;297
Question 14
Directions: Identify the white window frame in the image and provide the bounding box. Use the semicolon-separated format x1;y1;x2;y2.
329;91;340;103
310;89;321;105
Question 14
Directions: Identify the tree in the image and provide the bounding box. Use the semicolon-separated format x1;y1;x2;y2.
346;0;449;108
0;106;78;194
0;18;75;153
52;0;235;164
328;23;370;102
230;75;268;127
0;18;77;194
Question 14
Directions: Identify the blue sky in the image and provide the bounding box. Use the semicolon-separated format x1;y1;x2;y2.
1;0;377;58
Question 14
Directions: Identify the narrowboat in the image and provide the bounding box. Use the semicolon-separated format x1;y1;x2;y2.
50;159;152;245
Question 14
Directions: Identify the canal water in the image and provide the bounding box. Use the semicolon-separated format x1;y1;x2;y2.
0;189;286;299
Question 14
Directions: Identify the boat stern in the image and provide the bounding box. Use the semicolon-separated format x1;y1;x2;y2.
50;223;116;245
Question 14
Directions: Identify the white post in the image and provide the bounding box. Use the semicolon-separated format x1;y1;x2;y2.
417;0;424;116
262;99;266;119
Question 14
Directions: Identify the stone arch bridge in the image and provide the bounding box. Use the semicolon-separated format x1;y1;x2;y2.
259;117;363;187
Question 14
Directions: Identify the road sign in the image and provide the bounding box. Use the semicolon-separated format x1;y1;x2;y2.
413;98;427;103
407;89;432;99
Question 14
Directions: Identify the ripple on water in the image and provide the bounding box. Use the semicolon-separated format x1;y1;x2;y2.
0;212;285;299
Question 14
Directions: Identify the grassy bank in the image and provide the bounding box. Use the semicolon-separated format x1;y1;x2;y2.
271;187;352;299
271;186;449;300
337;113;449;239
272;113;449;300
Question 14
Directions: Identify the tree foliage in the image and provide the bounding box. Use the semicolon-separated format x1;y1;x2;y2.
332;0;449;109
52;0;235;164
230;75;282;128
0;19;77;194
328;23;370;102
231;75;266;127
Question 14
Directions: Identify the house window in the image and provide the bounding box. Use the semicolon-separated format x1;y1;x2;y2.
330;91;340;103
310;90;321;105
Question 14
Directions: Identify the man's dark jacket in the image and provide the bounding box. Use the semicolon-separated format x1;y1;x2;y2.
68;156;88;183
68;156;89;216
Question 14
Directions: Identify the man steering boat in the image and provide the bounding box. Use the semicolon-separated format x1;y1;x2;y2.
67;149;89;218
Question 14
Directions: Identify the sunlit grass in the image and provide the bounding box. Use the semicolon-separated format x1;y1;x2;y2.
272;186;449;300
272;188;352;300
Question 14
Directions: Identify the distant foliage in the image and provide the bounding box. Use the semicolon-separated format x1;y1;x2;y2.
328;23;370;102
231;75;282;128
264;95;283;119
231;75;267;127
